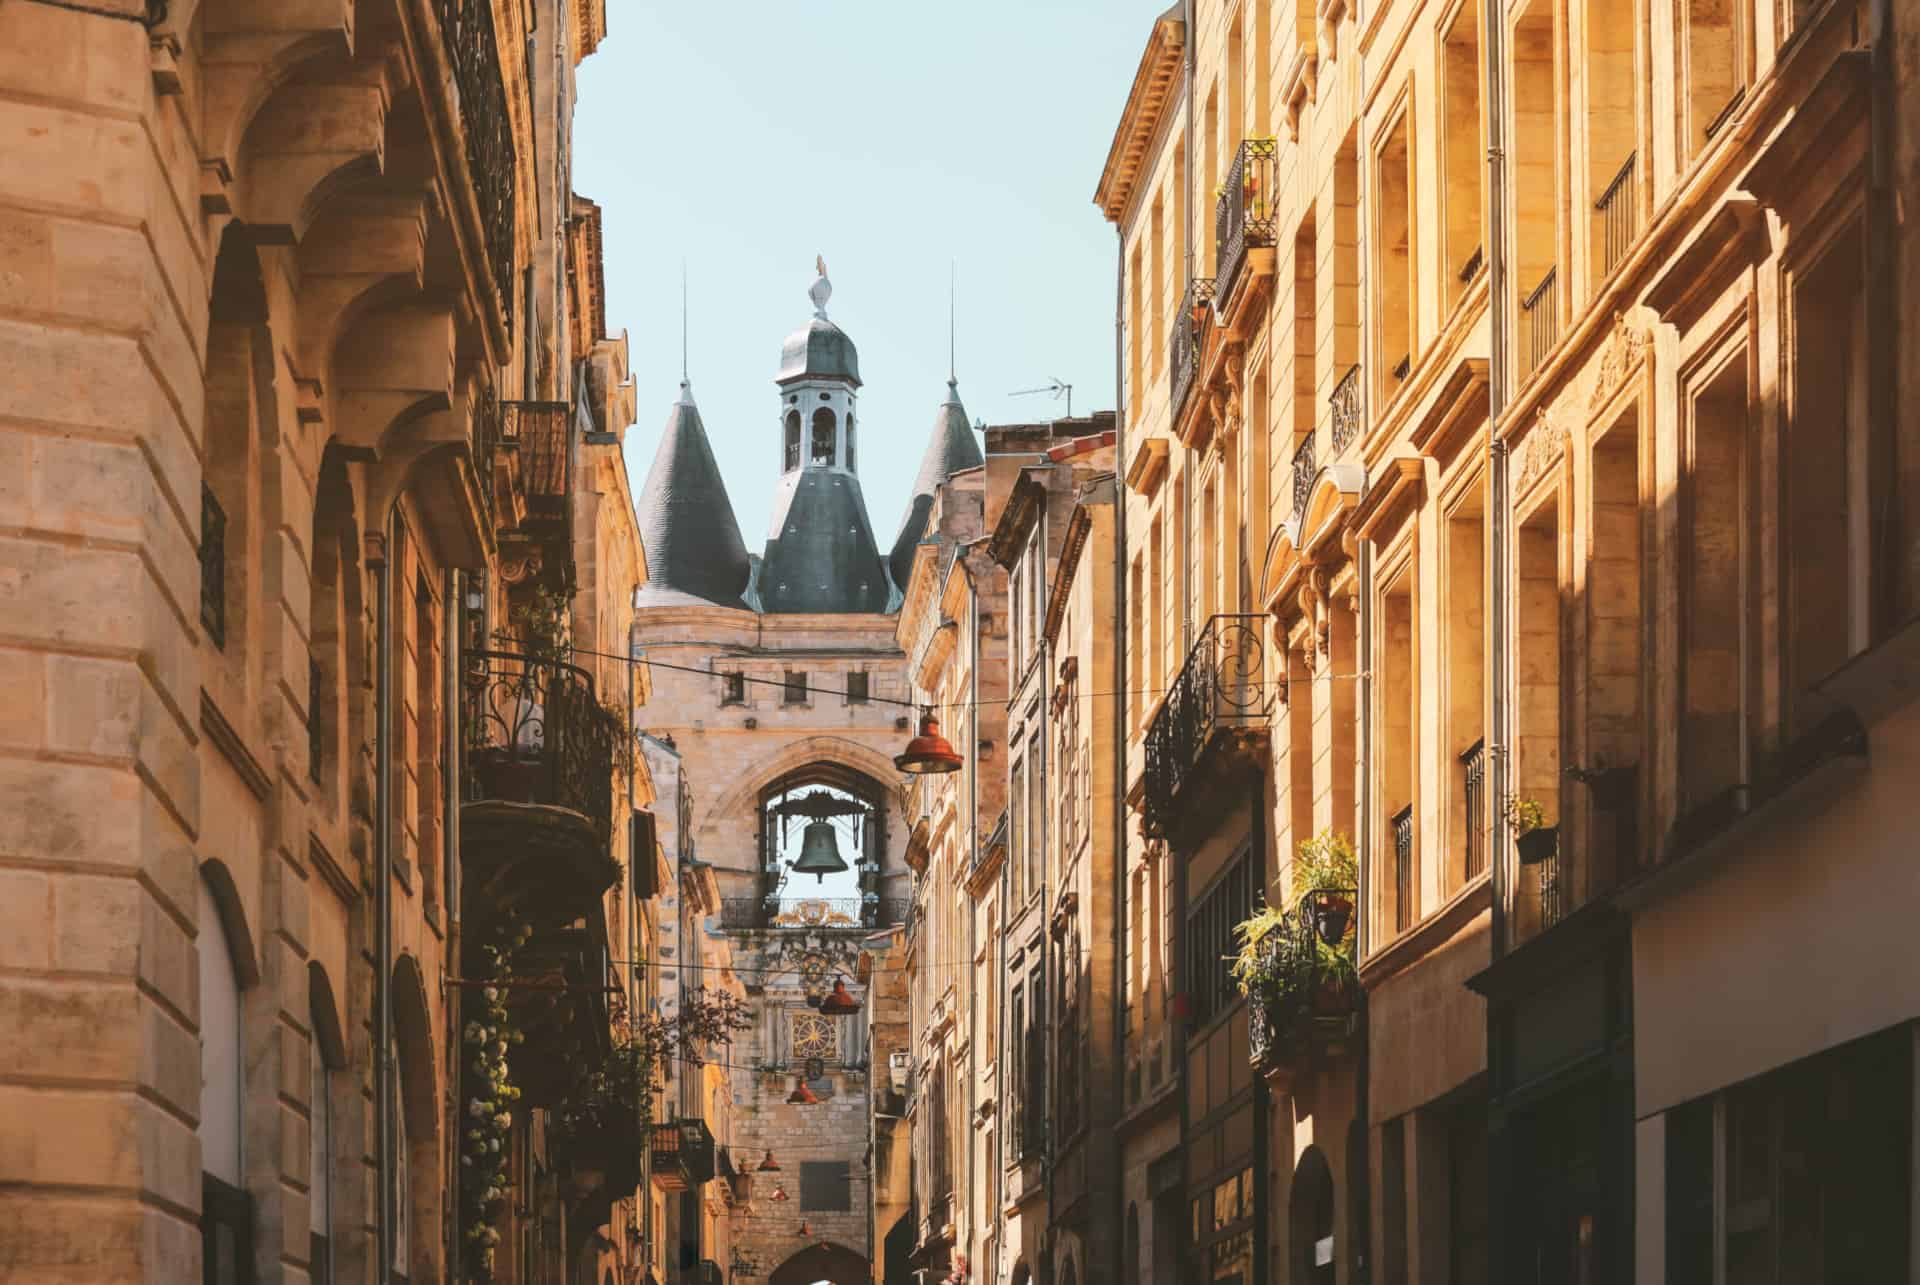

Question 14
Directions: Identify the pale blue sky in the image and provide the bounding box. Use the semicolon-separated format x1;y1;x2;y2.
574;2;1164;549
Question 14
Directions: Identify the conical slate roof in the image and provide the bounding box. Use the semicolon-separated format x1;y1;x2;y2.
759;469;892;614
888;380;984;591
633;383;752;610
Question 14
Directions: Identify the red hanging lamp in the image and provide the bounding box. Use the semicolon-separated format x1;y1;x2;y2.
819;976;861;1016
786;1076;820;1106
895;709;963;775
758;1149;781;1172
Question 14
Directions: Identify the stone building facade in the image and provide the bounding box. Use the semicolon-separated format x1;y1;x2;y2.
0;1;690;1283
628;272;990;1285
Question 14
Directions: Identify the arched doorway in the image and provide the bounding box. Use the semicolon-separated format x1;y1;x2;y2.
768;1241;869;1285
1289;1146;1336;1285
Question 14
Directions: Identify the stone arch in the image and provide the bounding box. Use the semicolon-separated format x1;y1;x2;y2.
809;406;837;465
307;961;348;1070
201;227;277;673
768;1240;869;1285
1288;1144;1336;1284
196;857;260;989
309;446;366;819
702;736;903;831
390;952;441;1283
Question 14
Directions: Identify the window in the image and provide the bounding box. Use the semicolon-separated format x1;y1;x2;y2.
199;877;252;1285
784;411;801;471
1023;964;1047;1157
390;1041;409;1282
1441;5;1485;307
1585;0;1638;282
1379;565;1417;933
311;1053;332;1283
1512;0;1558;373
1007;983;1026;1148
1684;0;1742;155
810;408;836;466
413;574;439;905
1025;733;1042;896
721;671;746;705
800;1160;852;1211
1445;483;1488;890
783;671;807;705
846;671;869;705
1009;758;1025;904
1375;111;1415;396
1185;853;1256;1028
1515;497;1563;937
201;485;227;650
1381;1117;1409;1281
1150;193;1166;375
846;415;857;470
1129;246;1145;403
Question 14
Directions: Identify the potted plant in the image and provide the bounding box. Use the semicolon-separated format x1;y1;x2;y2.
1506;795;1558;865
1229;832;1360;1072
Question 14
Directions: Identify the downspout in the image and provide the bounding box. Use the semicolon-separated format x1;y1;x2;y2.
1036;511;1055;1280
1866;0;1896;631
1484;0;1513;966
1109;222;1131;1284
1482;2;1515;1279
1353;536;1374;1285
445;567;464;1285
966;561;981;1282
372;513;394;1285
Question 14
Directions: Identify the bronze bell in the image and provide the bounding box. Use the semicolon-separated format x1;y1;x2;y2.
790;820;848;882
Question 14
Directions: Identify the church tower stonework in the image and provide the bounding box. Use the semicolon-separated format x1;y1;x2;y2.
630;265;982;1282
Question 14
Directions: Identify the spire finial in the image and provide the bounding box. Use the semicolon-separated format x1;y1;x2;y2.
948;260;957;386
810;256;832;318
680;259;689;386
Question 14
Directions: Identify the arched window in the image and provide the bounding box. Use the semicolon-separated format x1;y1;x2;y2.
784;411;802;471
810;408;836;466
390;1041;410;1284
198;875;252;1285
308;964;344;1285
1290;1146;1336;1285
759;767;887;925
845;414;857;470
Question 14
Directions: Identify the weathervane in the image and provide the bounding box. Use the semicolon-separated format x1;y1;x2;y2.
810;256;832;318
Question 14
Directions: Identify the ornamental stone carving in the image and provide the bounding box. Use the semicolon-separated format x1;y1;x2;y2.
1588;312;1650;412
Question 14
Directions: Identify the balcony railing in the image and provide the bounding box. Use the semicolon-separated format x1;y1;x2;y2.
1245;904;1357;1075
1170;277;1214;420
718;897;910;931
462;648;616;843
1142;615;1272;835
1595;152;1637;279
471;381;501;529
650;1118;716;1190
1522;267;1558;376
506;400;571;507
1215;138;1279;302
1290;430;1317;522
434;0;517;334
1460;739;1487;879
1328;363;1363;457
1392;804;1414;934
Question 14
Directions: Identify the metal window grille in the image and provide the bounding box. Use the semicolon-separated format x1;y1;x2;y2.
1595;153;1637;279
1290;430;1318;522
1185;855;1256;1028
200;486;227;650
1393;804;1415;933
1328;364;1364;457
1461;740;1487;879
1522;268;1559;376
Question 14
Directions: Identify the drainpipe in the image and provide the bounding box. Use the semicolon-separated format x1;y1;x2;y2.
1109;222;1131;1285
372;513;394;1285
1484;0;1513;966
1353;536;1374;1285
445;567;464;1285
966;561;981;1280
1866;0;1896;629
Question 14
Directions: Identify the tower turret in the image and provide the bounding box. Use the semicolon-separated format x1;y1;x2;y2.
634;381;753;610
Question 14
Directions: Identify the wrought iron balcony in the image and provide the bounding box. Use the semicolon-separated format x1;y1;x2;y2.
471;381;502;529
1460;739;1487;880
1245;903;1358;1081
650;1118;716;1191
1142;615;1272;837
1215;138;1279;303
717;896;910;931
1595;152;1637;279
1290;429;1317;523
505;400;571;509
433;0;517;334
462;648;616;845
1522;267;1558;377
1169;277;1214;421
1328;363;1363;457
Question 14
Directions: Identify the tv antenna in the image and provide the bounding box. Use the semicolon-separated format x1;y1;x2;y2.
1010;377;1073;418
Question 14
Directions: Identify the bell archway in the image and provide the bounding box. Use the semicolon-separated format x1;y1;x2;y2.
768;1241;870;1285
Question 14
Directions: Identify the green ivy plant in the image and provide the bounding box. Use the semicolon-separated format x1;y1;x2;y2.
1228;831;1360;1063
460;917;529;1281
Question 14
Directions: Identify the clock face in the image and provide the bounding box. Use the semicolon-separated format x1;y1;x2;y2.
793;1012;836;1060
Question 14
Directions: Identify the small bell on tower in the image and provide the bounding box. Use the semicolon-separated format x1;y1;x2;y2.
790;819;848;882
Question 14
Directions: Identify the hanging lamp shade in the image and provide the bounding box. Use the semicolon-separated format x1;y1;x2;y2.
758;1150;781;1172
787;1076;820;1106
791;820;848;881
819;977;861;1016
797;1220;812;1238
896;712;963;775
